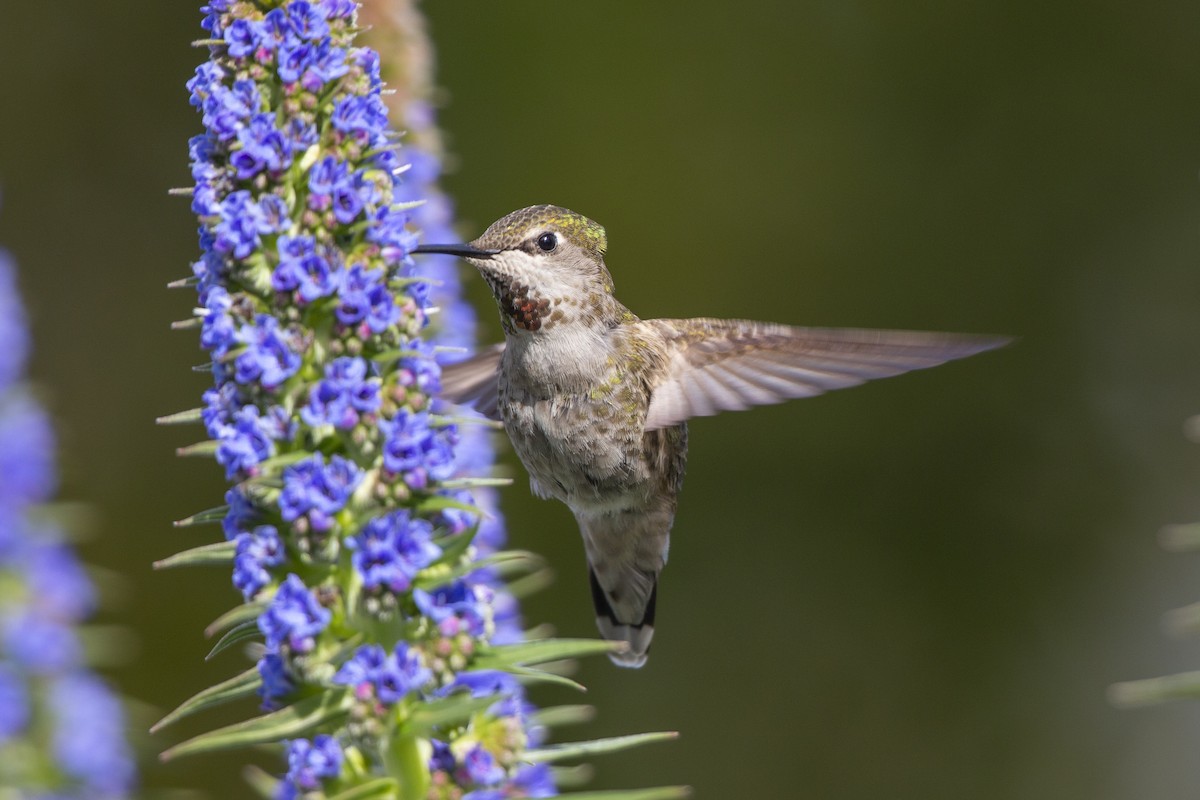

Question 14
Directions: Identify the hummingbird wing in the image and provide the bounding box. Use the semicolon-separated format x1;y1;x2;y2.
642;319;1008;431
438;343;504;421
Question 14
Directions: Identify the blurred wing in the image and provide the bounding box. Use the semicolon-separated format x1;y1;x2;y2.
643;319;1009;431
439;343;504;421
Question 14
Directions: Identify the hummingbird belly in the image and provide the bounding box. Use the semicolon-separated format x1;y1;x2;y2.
500;385;684;514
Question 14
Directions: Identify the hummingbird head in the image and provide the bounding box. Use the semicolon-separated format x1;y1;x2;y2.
414;205;627;335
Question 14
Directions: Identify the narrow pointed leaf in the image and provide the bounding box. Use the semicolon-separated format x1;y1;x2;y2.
242;764;279;798
1160;522;1200;552
526;732;680;764
206;618;262;660
475;639;625;670
177;440;219;458
156;408;205;426
160;690;353;761
154;540;237;570
174;505;229;528
172;317;204;331
531;705;596;728
414;550;543;590
438;477;513;489
1109;670;1200;707
328;779;401;800
403;694;499;736
151;665;262;733
557;787;692;800
205;601;267;639
416;493;485;518
506;665;587;693
167;276;199;289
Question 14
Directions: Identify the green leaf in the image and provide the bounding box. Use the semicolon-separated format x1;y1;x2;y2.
255;450;314;474
531;704;596;728
414;550;543;591
557;787;692;800
526;732;679;764
242;764;279;799
160;690;353;761
154;540;237;570
438;477;513;489
506;665;587;693
151;665;262;733
416;493;484;518
403;694;498;736
206;618;262;661
173;505;229;528
205;601;267;639
474;638;625;670
328;778;401;800
156;408;204;425
1109;670;1200;707
1160;522;1200;551
176;440;219;458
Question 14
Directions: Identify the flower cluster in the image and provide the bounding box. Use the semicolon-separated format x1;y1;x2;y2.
0;242;135;796
163;2;565;796
164;4;682;798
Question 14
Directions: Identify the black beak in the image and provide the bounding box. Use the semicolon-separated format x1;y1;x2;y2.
411;243;499;259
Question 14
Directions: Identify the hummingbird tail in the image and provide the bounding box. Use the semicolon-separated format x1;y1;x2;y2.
590;569;656;668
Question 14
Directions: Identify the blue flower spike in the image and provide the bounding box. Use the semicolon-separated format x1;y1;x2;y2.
0;236;136;796
159;2;688;798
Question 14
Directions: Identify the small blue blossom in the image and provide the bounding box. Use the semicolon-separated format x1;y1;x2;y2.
0;665;28;740
332;642;431;704
234;315;302;389
348;510;439;593
284;734;342;792
301;357;381;429
2;612;79;673
414;581;490;638
48;673;137;795
381;410;457;488
259;574;331;653
462;744;505;786
336;263;401;334
278;453;362;530
233;525;286;599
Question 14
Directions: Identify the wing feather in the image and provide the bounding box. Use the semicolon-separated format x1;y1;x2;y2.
643;320;1008;431
438;343;504;421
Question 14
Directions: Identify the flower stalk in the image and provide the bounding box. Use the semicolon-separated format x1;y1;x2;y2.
0;231;136;796
160;2;686;798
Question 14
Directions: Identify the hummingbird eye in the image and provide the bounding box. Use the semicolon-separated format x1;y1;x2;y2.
535;232;558;252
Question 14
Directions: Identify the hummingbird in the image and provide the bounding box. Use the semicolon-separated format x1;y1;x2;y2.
412;204;1007;667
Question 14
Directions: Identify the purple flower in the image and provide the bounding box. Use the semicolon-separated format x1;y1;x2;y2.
259;574;331;653
233;525;286;599
336;263;400;334
258;651;296;705
0;665;28;740
278;453;363;530
234;315;302;389
48;673;136;795
380;410;457;488
332;642;430;704
301;357;381;429
285;734;342;791
331;95;388;140
414;581;490;638
348;510;439;593
462;744;505;786
2;612;79;673
511;763;557;797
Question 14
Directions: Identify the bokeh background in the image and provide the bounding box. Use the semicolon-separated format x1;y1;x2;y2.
2;2;1200;797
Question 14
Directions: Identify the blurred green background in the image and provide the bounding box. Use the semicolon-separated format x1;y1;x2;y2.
2;2;1200;797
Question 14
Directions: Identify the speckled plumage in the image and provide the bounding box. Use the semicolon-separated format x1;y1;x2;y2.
416;205;1008;667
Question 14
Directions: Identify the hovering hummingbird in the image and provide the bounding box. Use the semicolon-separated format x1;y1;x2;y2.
412;205;1007;667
